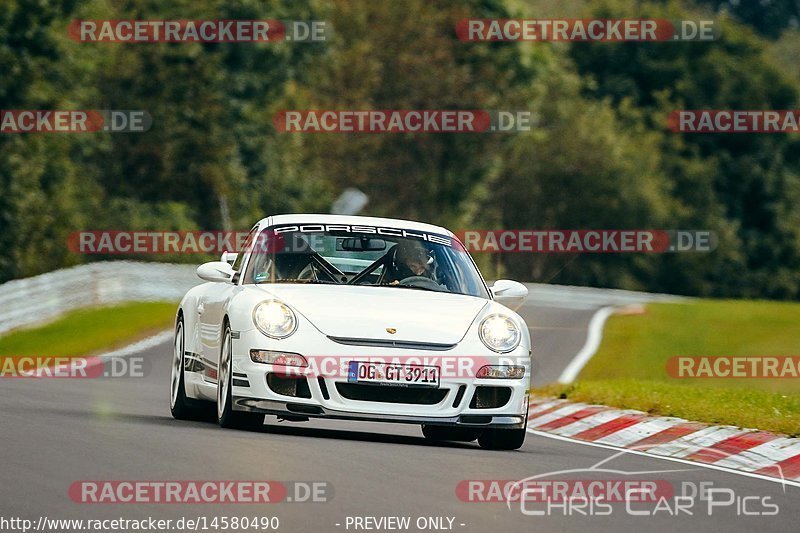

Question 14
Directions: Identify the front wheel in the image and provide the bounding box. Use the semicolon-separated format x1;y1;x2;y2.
478;427;526;450
217;324;264;430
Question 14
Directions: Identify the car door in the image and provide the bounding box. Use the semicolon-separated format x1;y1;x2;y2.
199;225;259;384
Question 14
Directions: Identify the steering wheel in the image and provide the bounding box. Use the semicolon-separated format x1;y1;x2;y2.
398;276;446;291
296;263;316;281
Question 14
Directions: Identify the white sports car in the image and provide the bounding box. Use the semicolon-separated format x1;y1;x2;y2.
170;214;532;449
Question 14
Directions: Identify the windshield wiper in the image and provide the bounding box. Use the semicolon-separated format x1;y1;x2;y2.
257;278;340;285
384;284;446;293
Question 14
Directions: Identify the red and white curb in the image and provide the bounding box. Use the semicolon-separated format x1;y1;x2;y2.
527;397;800;486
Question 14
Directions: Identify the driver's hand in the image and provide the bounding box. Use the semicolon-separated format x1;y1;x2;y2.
389;280;400;285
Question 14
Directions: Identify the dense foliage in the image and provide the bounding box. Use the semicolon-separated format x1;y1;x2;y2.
2;0;800;298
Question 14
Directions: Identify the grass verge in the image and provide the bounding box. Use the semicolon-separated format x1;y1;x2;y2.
533;300;800;436
0;302;177;358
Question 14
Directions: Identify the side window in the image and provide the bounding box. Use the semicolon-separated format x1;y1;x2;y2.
232;226;259;272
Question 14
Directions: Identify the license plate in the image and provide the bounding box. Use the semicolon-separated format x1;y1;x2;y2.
347;361;440;388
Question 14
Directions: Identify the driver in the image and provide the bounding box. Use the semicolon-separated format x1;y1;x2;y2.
385;240;436;285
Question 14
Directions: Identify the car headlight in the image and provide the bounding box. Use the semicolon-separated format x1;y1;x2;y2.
478;314;521;353
253;300;297;339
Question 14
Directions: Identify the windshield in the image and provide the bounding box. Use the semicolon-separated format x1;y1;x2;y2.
242;224;489;298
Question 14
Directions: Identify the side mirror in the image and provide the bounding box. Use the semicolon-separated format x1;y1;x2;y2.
197;261;235;283
221;251;238;266
490;280;528;310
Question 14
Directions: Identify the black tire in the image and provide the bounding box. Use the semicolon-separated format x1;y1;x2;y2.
478;427;526;450
217;323;264;430
170;316;212;421
479;405;528;450
421;425;483;442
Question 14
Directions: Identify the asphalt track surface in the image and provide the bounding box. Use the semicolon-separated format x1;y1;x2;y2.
2;295;799;533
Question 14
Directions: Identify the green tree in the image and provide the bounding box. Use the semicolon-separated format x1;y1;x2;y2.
0;0;96;280
568;0;800;297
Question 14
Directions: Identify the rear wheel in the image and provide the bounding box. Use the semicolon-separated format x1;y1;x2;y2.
421;425;483;442
217;324;264;430
170;317;210;421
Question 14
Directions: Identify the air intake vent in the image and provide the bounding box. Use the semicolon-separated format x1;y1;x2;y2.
318;377;330;400
335;383;447;404
452;385;467;408
469;386;512;409
267;374;311;398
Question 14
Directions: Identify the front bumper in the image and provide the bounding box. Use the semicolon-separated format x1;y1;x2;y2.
232;397;527;428
220;326;530;429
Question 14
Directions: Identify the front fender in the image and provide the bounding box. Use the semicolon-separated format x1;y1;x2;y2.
178;284;208;357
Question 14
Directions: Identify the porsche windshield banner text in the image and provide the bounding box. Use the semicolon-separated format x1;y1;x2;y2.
69;226;457;254
269;224;454;247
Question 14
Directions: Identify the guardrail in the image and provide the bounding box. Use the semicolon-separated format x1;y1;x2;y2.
521;282;687;310
0;261;200;335
0;262;687;336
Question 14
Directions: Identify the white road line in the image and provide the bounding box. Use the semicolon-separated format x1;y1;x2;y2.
526;428;800;489
557;306;616;384
30;330;172;377
94;329;173;359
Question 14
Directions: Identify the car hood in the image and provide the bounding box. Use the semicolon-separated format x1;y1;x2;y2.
253;284;488;345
